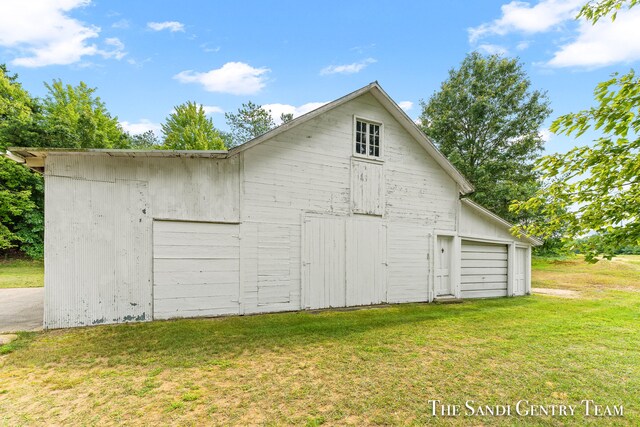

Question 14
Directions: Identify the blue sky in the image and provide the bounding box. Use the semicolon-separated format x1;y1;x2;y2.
1;0;639;154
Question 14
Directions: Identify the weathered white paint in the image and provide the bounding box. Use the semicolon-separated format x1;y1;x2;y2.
514;246;528;296
35;83;537;329
152;220;240;319
435;235;454;296
460;241;508;299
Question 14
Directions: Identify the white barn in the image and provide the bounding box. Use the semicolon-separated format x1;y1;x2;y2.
7;82;540;329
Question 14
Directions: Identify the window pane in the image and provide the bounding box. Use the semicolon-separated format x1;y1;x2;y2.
369;124;380;157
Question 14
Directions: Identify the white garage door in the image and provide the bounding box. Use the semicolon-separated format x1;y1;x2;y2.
461;240;508;299
153;220;240;319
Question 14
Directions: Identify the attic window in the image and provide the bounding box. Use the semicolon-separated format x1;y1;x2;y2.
355;119;382;159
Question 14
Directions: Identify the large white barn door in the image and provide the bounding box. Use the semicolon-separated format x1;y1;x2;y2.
152;220;240;319
346;217;386;306
304;215;386;309
304;216;346;309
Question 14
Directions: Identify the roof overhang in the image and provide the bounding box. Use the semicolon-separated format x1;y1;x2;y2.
461;198;543;246
4;148;229;173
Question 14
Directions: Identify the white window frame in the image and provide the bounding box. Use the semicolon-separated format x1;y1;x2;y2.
353;116;384;161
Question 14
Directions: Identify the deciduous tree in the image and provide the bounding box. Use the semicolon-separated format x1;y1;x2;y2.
224;101;275;147
512;0;640;261
420;53;551;222
161;101;225;150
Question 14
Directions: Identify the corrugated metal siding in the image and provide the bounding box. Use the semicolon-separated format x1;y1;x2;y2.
44;175;151;329
460;241;508;299
152;220;240;319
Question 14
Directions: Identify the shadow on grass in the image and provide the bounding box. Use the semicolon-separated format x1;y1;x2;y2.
5;297;552;368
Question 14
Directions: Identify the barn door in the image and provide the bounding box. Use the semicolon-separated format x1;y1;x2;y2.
303;216;346;309
346;217;386;306
435;235;454;297
514;247;527;296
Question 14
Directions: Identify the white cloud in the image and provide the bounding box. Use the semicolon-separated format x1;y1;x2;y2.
540;128;552;143
174;62;270;95
147;21;185;32
468;0;583;42
477;43;509;55
262;102;328;124
112;19;130;29
547;7;640;68
320;58;376;75
516;40;531;50
0;0;126;68
201;105;224;115
398;101;413;111
120;119;161;135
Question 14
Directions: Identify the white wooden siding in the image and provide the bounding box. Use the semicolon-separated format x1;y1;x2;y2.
460;241;508;298
152;221;240;319
345;217;386;306
304;215;346;309
42;89;533;329
351;158;384;215
386;223;430;303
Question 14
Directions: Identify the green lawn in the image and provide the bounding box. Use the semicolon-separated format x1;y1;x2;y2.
0;256;639;425
0;259;43;288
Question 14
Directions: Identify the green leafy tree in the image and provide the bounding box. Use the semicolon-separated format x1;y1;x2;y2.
40;80;129;148
161;101;225;150
225;101;275;147
420;53;552;222
0;65;44;257
280;112;294;124
125;130;160;149
512;0;640;262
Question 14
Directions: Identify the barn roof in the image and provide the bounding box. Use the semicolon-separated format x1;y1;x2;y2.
4;82;473;193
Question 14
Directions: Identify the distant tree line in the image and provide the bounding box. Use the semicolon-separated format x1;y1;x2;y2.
0;64;279;258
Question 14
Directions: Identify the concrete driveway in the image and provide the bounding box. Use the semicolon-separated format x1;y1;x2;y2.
0;288;43;333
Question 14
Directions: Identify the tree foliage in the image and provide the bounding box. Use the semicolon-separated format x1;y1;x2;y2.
224;101;275;147
161;101;225;150
40;80;129;149
420;52;552;222
512;0;639;262
0;65;44;257
578;0;639;22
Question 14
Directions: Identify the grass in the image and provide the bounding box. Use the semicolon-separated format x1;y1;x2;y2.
0;259;44;288
0;256;639;425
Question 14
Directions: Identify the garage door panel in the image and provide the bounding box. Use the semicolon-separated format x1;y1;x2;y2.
462;243;507;253
154;244;238;258
461;274;508;284
462;267;507;275
154;258;239;273
153;271;239;286
461;240;508;299
461;289;508;299
154;284;239;299
153;220;240;320
462;252;508;260
461;259;508;268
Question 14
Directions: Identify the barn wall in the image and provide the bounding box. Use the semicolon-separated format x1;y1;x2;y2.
240;92;459;313
44;155;239;328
